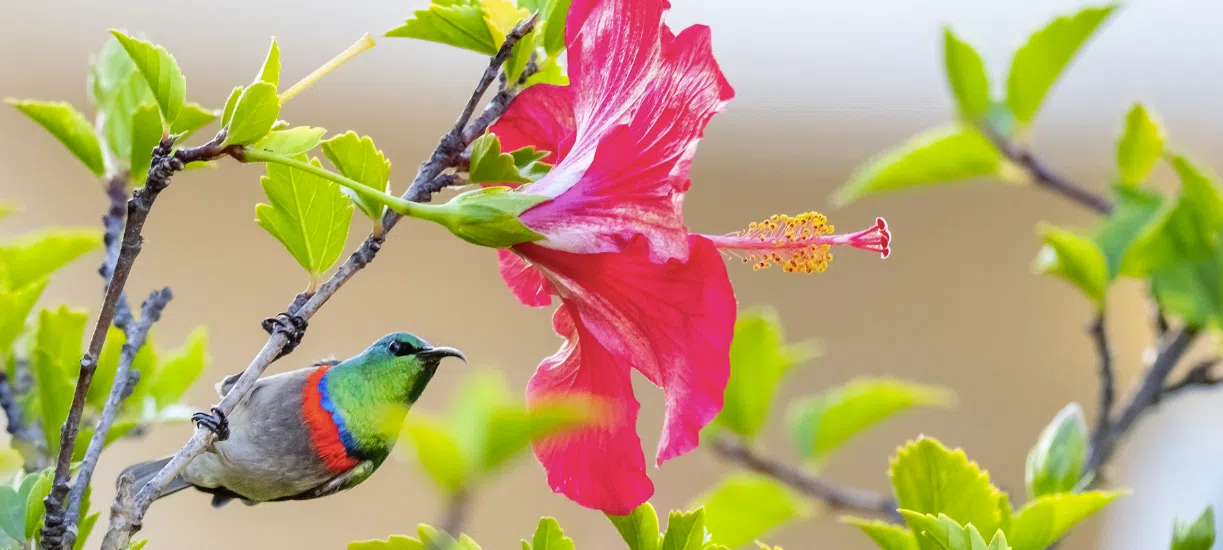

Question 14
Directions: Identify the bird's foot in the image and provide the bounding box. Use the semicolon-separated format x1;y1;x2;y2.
261;312;308;359
192;407;230;441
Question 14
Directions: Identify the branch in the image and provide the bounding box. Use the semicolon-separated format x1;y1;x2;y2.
710;435;901;522
1163;357;1222;398
1087;313;1114;459
43;134;233;550
1084;326;1199;480
0;367;43;471
99;16;539;550
980;125;1113;215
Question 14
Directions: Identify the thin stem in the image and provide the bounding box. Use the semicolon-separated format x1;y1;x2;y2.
1163;357;1222;398
980;125;1114;215
710;435;901;522
1087;313;1114;461
434;488;472;549
280;34;377;102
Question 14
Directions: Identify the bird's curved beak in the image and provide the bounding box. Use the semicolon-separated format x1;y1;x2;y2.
418;346;466;363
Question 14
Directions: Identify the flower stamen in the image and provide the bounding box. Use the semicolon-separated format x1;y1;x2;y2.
704;213;891;273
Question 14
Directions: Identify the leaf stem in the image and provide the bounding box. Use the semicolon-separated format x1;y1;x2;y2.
280;34;376;103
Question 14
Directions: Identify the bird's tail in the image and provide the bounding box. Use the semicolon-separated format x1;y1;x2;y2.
119;456;191;501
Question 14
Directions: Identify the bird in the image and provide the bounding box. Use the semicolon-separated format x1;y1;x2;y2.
120;331;464;507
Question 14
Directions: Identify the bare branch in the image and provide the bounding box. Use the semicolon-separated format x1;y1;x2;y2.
99;17;540;550
1163;357;1222;398
980;125;1113;215
1087;313;1114;459
710;435;901;522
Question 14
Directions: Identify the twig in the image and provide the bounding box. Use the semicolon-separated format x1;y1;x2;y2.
0;368;44;471
60;288;172;550
1084;326;1199;479
1087;313;1114;459
1163;357;1222;398
433;488;472;550
98;16;539;550
710;435;901;522
980;125;1113;215
42;133;234;550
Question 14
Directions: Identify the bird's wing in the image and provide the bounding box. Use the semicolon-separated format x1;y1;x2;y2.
271;460;379;502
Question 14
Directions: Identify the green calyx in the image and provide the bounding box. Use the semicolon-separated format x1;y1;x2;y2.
411;186;549;249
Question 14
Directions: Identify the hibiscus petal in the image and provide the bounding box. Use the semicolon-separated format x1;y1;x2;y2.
497;249;554;307
489;84;576;166
529;304;653;514
520;235;736;469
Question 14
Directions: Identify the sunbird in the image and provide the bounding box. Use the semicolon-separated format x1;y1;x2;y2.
122;332;464;507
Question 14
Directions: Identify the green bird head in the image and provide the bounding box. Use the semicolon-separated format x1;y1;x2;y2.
358;332;465;403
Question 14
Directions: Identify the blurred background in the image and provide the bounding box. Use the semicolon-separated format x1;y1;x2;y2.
2;0;1222;548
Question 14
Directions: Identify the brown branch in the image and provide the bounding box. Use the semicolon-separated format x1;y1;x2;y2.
980;125;1113;215
99;16;539;550
710;435;901;522
1087;313;1114;460
1163;357;1222;398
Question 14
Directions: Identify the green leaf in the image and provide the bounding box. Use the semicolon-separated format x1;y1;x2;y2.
890;437;1008;550
1034;225;1109;306
1116;103;1164;187
1024;403;1088;499
421;186;549;248
843;517;919;550
89;37;139;108
608;503;661;550
220;87;242;129
0;280;47;360
254;126;327;158
528;517;575;550
942;28;991;121
100;70;156;169
255;156;354;280
224;82;280;146
1007;491;1123;550
0;202;18;221
789;379;954;463
150;327;208;408
1172;507;1215;550
386;1;500;55
901;512;1011;550
470;133;533;185
6;100;105;177
109;30;187;124
661;508;706;550
128;541;149;550
481;397;592;473
257;39;281;87
168;102;216;139
73;513;98;550
31;306;87;453
714;309;817;440
539;0;572;55
321;132;392;222
1005;5;1117;126
22;469;53;541
482;0;529;48
1093;185;1163;279
417;524;482;550
0;449;22;479
401;414;467;493
1123;155;1223;277
0;485;23;544
0;228;103;290
129;104;163;186
349;536;425;550
834;126;1005;206
509;146;553;181
694;474;811;548
1149;246;1223;328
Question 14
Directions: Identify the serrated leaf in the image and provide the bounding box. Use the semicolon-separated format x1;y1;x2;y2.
109;30;186;124
470;133;533;185
1172;507;1215;550
0;280;47;360
168;102;216;139
901;512;1011;550
401;414;467;493
386;1;500;55
1093;185;1162;279
942;29;991;121
483;0;529;48
150;327;208;408
6;100;105;177
1007;491;1123;550
529;517;575;550
417;524;482;550
31;306;86;454
1006;5;1116;125
321;131;392;221
843;517;919;550
0;228;102;290
1123;155;1223;277
1034;224;1109;306
1024;403;1088;499
716;309;817;440
254;126;326;158
349;536;425;550
693;474;811;548
789;379;954;463
1116;103;1163;187
129;104;163;186
224;82;280;145
101;70;156;168
890;437;1007;550
257;39;280;87
661;509;706;550
835;125;1004;206
509;145;553;181
609;503;661;550
255;156;354;279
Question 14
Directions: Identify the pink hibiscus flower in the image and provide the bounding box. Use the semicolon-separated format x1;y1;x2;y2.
488;0;891;514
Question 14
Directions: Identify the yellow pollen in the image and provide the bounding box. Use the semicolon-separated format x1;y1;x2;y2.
725;211;835;274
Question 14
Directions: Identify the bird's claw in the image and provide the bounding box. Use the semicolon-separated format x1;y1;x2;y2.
261;312;308;359
192;407;230;441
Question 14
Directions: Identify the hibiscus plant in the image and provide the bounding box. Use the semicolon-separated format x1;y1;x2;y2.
0;0;1219;549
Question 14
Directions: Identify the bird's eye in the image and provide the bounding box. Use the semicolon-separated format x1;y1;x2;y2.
388;340;416;357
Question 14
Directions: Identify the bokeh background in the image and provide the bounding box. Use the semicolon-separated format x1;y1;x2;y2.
2;0;1222;548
